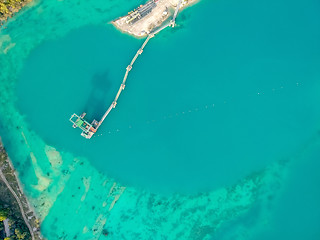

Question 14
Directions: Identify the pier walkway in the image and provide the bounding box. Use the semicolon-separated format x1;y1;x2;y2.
71;0;183;138
97;0;183;131
173;0;183;23
98;34;152;127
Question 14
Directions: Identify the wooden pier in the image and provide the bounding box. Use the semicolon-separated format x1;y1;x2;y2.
70;0;183;138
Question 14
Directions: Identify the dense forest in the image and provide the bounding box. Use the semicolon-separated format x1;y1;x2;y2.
0;145;31;240
0;204;30;239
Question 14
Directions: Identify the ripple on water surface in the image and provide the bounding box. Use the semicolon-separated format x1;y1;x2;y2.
17;0;320;194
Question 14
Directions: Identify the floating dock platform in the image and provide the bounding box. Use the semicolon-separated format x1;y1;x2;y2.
69;113;98;139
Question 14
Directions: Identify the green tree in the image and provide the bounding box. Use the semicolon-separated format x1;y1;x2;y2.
15;228;28;240
4;237;14;240
0;208;8;221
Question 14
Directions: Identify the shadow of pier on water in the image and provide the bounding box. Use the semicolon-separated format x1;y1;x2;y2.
83;71;114;121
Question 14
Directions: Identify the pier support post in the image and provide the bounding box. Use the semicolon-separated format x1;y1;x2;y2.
126;65;132;71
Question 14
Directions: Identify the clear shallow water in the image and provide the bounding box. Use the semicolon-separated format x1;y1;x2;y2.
0;0;320;239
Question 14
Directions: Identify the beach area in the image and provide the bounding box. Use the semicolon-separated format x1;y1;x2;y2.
0;0;320;239
112;0;199;37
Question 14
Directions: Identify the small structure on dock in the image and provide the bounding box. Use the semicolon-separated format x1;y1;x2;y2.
126;0;157;25
69;113;99;139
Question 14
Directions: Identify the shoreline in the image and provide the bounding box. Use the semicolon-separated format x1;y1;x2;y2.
0;138;43;240
112;0;200;38
0;0;34;26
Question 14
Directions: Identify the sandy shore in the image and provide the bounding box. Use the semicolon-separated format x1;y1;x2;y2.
112;0;199;37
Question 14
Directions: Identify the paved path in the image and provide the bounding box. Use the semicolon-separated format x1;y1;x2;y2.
3;218;10;237
0;168;35;240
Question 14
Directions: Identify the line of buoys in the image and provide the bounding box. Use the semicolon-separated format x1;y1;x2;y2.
95;79;298;138
94;100;217;137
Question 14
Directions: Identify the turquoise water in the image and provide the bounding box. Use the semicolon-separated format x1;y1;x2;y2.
0;0;320;239
15;0;320;193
